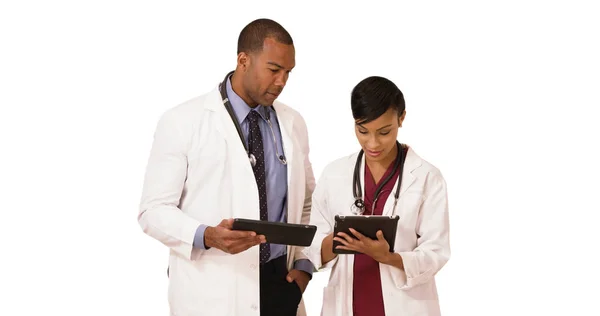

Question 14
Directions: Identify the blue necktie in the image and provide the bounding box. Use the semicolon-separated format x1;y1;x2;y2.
247;110;270;264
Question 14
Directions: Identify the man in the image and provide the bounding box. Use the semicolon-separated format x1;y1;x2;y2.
138;18;315;316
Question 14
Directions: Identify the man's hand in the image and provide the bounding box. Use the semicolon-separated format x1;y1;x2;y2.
333;228;391;263
204;218;266;254
286;269;310;294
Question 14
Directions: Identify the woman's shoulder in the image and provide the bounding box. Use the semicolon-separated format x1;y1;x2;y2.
405;145;446;181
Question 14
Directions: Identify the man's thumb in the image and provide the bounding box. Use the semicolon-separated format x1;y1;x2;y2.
219;218;233;228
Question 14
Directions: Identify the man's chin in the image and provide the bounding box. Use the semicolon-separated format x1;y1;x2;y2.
263;92;280;104
259;100;275;107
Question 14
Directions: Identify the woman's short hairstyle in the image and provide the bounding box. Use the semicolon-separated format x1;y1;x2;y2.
351;76;405;125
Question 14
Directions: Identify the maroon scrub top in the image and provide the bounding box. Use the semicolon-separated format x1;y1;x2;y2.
352;160;401;316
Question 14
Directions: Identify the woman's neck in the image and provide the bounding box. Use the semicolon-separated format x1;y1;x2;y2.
365;145;398;183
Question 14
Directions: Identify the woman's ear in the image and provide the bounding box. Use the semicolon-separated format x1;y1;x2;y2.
398;110;407;127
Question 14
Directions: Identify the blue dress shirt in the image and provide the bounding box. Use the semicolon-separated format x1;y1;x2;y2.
192;77;313;277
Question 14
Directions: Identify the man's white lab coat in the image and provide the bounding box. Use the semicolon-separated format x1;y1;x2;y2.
138;84;315;316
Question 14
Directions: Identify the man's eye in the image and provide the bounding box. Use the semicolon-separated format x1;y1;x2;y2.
269;69;278;73
359;130;368;134
380;131;390;135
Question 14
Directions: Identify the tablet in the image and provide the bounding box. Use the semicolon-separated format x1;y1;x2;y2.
333;215;400;254
231;218;317;247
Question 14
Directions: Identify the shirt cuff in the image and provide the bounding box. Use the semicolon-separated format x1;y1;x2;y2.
193;224;210;250
294;259;314;279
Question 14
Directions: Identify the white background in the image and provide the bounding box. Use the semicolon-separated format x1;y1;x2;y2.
1;0;599;315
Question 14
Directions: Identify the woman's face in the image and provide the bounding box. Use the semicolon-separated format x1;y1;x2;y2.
355;107;406;165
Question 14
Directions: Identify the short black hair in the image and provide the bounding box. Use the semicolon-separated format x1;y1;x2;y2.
351;76;405;125
237;18;293;54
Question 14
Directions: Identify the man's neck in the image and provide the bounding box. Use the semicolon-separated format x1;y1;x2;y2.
230;72;259;108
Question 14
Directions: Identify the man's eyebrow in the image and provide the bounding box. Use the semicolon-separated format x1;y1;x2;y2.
267;61;283;68
267;61;294;71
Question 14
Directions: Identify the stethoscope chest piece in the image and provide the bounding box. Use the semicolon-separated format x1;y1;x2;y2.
351;198;365;215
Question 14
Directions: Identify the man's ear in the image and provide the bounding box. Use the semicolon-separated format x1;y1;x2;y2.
237;52;249;70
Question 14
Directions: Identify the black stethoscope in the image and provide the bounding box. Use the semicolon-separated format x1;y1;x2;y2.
351;141;407;215
219;71;287;167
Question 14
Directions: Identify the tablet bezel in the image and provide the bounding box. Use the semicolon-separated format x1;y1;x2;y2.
332;215;400;254
231;218;317;247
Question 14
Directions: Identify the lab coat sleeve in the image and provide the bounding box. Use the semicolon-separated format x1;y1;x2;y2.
302;170;338;271
393;169;450;289
294;114;316;264
138;109;205;261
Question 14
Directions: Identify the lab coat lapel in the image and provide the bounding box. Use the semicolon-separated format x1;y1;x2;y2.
359;152;366;210
274;103;296;261
206;86;255;176
381;146;419;216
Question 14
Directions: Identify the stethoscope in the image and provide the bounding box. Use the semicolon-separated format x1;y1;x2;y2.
219;71;287;167
351;141;407;215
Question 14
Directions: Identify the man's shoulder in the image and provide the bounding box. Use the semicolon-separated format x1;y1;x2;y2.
159;87;219;123
272;100;311;142
273;100;305;122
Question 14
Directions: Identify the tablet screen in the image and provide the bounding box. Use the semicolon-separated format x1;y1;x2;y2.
333;215;399;254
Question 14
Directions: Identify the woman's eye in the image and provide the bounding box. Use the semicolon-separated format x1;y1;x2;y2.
359;130;368;134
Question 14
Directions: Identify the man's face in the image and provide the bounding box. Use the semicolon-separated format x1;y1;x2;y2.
241;37;295;106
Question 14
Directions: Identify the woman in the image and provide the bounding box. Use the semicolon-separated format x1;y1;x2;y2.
304;76;450;316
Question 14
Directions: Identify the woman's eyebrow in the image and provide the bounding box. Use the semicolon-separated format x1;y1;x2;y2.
356;124;392;131
376;124;392;131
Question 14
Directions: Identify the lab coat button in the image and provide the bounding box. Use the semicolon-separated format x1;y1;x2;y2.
250;264;257;270
251;303;258;310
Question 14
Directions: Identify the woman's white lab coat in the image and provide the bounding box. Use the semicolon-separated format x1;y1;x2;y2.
303;147;450;316
138;84;315;316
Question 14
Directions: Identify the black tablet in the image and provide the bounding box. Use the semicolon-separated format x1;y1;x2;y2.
231;218;317;247
333;215;400;254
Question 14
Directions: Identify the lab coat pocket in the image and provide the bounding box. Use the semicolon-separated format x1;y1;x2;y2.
321;285;341;316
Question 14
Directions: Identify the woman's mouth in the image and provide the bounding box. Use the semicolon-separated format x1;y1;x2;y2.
366;149;382;157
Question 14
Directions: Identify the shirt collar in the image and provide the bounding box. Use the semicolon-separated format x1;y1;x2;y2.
225;77;269;123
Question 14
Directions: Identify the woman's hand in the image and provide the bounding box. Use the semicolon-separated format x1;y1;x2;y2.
334;228;391;263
